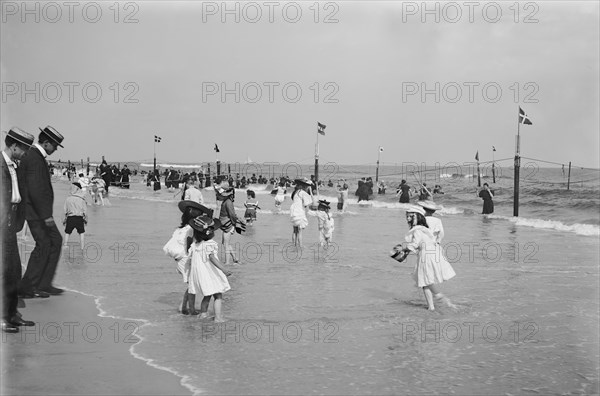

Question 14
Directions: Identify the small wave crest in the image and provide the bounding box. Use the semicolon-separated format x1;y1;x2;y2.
488;215;600;236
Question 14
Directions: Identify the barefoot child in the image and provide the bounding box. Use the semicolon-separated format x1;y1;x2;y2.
163;200;210;315
307;199;335;248
244;189;260;225
394;205;456;311
63;182;88;249
185;215;232;322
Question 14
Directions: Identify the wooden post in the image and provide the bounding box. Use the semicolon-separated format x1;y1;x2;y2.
567;161;572;190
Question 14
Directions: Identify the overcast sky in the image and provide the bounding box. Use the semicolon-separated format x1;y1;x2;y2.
2;1;598;168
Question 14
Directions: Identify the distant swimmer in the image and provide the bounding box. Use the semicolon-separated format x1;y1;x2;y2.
477;183;494;214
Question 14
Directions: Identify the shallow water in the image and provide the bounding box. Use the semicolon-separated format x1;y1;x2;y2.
42;180;599;395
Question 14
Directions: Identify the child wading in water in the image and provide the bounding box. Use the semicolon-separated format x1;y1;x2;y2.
63;182;88;250
244;189;260;225
184;215;232;322
307;199;335;248
395;205;456;311
163;200;210;315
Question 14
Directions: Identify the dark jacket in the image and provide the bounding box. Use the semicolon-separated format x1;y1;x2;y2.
17;146;54;221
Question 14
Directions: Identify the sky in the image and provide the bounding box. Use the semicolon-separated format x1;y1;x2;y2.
1;1;599;169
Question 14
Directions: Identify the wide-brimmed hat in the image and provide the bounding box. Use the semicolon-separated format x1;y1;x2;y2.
417;200;440;211
5;127;34;147
178;200;212;216
294;177;313;186
188;215;221;231
38;126;64;147
406;205;426;216
318;199;331;210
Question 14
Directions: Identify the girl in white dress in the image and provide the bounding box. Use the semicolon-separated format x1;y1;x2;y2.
399;205;456;311
307;200;335;248
185;215;232;322
163;201;210;315
289;178;313;247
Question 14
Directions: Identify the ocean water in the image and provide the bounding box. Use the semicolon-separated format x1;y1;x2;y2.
39;170;599;395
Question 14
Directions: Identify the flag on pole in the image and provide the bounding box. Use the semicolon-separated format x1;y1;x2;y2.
492;146;496;151
214;144;220;153
154;135;162;143
519;107;533;125
475;151;479;161
317;122;326;135
379;146;384;152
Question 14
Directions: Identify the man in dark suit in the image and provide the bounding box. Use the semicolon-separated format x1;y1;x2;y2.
18;126;65;298
1;127;36;333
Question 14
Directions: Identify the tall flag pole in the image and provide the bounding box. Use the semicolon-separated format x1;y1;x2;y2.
514;106;533;216
492;146;496;183
214;143;221;178
153;135;162;175
475;150;481;187
376;146;383;183
315;122;326;189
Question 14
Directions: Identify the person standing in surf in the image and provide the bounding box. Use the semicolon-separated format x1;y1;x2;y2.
394;205;456;311
217;186;245;264
290;177;313;247
477;183;494;214
396;180;412;203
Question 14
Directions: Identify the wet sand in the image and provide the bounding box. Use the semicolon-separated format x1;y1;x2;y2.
1;291;190;395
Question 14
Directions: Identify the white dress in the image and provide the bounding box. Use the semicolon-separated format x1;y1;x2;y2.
307;210;335;245
290;190;311;228
187;240;231;296
405;225;455;287
163;225;193;282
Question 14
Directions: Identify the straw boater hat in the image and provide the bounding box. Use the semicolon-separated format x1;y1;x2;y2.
178;200;212;216
5;127;34;147
417;200;440;212
38;126;64;147
406;205;426;216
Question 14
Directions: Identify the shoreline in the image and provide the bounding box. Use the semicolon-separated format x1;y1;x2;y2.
1;289;193;396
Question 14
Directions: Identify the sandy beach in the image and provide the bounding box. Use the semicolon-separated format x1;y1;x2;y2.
1;290;190;395
2;177;597;395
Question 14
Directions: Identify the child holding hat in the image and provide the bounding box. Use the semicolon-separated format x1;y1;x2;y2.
396;205;456;311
